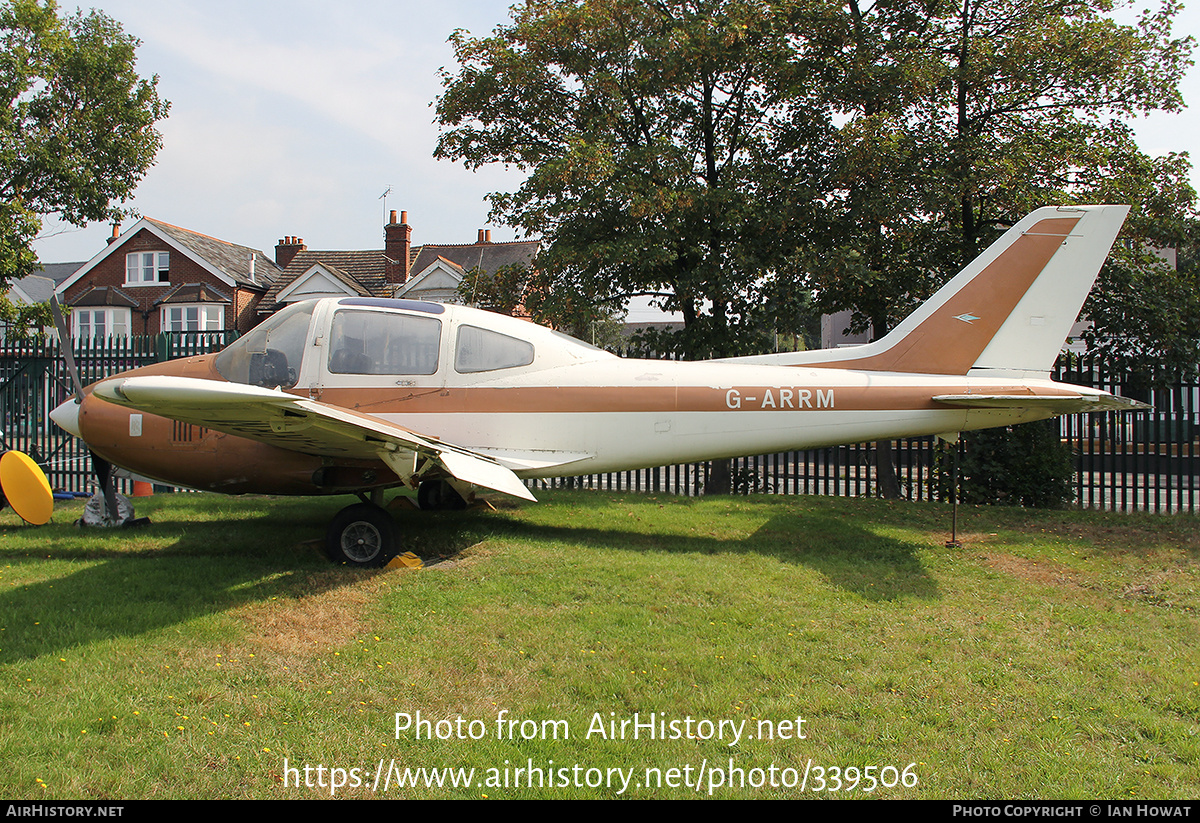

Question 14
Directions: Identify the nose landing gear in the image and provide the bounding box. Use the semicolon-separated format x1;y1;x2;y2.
417;479;467;511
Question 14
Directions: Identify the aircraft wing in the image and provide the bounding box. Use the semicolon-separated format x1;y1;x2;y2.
932;393;1150;413
92;375;536;501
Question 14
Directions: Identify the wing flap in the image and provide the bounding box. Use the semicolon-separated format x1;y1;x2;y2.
93;375;536;501
438;450;537;501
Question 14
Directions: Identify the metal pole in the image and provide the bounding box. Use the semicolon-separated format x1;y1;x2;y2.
942;436;961;548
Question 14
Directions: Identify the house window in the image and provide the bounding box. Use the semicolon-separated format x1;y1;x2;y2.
126;251;170;285
161;304;224;332
72;308;130;340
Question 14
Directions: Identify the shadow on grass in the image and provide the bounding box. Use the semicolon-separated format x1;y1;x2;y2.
403;502;939;602
1;492;938;663
950;504;1200;558
0;496;379;664
752;511;939;601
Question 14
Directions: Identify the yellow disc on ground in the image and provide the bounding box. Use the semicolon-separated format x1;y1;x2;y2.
0;450;54;525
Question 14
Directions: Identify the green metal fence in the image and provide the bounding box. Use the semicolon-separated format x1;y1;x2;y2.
0;331;237;494
2;337;1196;512
1054;358;1198;513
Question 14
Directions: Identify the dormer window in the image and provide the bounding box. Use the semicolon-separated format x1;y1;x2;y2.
126;251;170;285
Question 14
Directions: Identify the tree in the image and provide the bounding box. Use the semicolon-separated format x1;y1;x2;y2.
455;262;533;317
436;0;837;491
798;1;946;341
455;261;628;349
810;0;1194;335
1075;134;1200;387
0;0;168;331
436;0;829;361
804;0;1195;497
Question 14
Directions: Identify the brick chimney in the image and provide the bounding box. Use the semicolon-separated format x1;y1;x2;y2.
275;236;306;268
107;223;121;244
385;210;411;285
475;229;493;244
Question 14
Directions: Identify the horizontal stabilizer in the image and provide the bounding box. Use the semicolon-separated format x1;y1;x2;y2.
932;394;1149;413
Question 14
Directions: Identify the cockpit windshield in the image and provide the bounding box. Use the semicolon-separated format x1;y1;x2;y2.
214;301;317;388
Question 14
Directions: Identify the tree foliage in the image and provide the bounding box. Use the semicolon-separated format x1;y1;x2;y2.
809;0;1196;342
436;0;827;360
1076;140;1200;385
456;262;532;317
942;420;1076;508
0;0;168;288
455;261;627;348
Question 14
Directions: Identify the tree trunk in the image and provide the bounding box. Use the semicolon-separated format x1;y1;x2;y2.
704;458;732;495
874;440;902;499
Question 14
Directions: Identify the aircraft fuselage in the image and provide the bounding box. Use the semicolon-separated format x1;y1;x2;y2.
66;297;1102;495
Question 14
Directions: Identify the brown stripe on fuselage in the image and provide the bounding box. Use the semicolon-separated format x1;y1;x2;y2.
106;321;1082;418
314;383;1080;415
804;217;1080;374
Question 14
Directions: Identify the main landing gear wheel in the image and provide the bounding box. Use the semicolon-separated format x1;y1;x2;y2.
326;503;397;567
417;479;467;511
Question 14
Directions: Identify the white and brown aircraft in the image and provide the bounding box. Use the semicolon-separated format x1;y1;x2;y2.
51;205;1143;565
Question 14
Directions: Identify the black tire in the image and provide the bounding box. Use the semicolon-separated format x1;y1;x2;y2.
325;503;397;567
417;479;467;511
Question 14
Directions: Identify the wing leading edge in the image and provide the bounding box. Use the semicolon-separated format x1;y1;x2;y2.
92;375;537;501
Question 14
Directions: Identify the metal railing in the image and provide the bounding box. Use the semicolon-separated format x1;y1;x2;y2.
3;339;1195;512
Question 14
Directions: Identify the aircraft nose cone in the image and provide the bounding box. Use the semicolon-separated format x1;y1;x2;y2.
50;398;82;438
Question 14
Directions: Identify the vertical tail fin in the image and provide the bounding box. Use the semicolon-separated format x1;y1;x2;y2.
727;205;1130;377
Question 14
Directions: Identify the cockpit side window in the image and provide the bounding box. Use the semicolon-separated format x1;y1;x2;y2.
455;325;535;373
214;300;316;388
328;310;441;375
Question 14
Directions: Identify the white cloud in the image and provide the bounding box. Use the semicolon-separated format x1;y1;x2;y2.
30;0;1199;267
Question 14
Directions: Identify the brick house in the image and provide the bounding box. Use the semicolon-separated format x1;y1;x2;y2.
55;211;539;339
56;218;282;338
260;210;540;315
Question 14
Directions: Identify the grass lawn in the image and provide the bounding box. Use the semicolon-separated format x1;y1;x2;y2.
0;489;1196;799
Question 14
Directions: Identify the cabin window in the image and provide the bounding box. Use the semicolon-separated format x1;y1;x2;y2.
328;310;441;375
214;300;316;388
126;251;170;284
454;325;534;373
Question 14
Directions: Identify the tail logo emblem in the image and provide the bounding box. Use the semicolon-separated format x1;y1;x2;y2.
954;313;980;324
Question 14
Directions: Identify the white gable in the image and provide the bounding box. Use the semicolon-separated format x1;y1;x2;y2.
56;217;241;294
8;282;35;305
396;259;466;303
277;265;360;303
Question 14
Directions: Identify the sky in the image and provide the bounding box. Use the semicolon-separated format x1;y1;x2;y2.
31;0;529;265
28;0;1200;277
